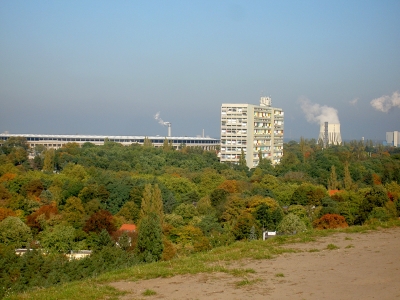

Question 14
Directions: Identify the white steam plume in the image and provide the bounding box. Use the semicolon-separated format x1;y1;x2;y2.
370;91;400;113
154;112;168;126
300;98;340;124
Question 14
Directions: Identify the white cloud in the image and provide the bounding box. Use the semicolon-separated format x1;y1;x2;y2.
370;91;400;113
349;98;358;105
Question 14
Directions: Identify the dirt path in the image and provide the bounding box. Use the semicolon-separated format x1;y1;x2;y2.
110;227;400;300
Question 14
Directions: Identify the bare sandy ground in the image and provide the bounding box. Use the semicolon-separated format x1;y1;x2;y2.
110;227;400;300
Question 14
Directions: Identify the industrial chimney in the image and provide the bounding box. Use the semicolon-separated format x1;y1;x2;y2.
165;122;171;137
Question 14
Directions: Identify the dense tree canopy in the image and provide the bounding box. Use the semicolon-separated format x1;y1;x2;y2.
0;137;399;297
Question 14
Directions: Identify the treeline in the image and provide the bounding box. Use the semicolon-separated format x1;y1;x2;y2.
0;137;400;297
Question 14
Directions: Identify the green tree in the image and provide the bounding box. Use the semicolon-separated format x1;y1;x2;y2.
287;204;312;228
173;203;198;223
136;184;165;262
0;216;32;248
162;138;173;151
165;213;185;227
143;137;153;148
139;184;164;222
232;212;258;240
327;165;339;190
238;149;248;172
63;196;86;229
1;137;29;166
43;148;55;172
253;203;283;231
197;214;223;236
151;184;164;223
357;185;390;224
368;207;390;222
290;183;326;206
39;224;75;253
140;184;152;219
116;201;139;223
136;212;163;262
319;196;340;216
343;161;353;190
84;199;102;216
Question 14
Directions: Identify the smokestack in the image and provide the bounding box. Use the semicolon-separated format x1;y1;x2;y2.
166;122;171;137
154;112;172;137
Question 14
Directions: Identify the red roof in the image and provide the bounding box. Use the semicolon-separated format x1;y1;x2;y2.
119;224;137;232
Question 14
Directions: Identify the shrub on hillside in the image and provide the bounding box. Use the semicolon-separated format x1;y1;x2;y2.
368;207;390;222
277;213;307;234
161;238;176;261
313;214;349;229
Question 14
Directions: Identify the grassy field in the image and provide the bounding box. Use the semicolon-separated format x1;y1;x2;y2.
5;219;400;300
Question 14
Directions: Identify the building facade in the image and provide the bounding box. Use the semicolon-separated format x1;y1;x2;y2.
220;97;284;168
386;131;399;147
0;133;220;152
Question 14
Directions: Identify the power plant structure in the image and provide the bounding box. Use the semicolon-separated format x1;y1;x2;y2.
164;122;172;137
154;112;172;137
318;122;342;147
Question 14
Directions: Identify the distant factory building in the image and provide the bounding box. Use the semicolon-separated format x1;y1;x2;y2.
0;133;220;151
220;96;284;168
318;122;342;147
386;131;400;147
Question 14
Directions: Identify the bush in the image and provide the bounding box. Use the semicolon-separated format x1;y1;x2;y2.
368;207;390;222
277;213;307;234
161;238;176;261
208;231;235;248
313;214;349;229
193;236;212;252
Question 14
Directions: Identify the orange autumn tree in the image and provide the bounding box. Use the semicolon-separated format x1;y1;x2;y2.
313;214;348;229
217;180;241;193
26;204;58;232
0;207;16;222
0;173;17;183
372;174;382;185
83;210;116;234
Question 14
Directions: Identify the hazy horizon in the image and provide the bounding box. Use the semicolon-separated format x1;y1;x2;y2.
1;1;399;141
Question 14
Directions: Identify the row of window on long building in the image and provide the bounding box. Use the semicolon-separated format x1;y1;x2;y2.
0;136;219;145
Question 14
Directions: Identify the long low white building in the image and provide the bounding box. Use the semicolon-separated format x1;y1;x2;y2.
0;133;220;151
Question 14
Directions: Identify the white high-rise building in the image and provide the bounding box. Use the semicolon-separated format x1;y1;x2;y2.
220;97;284;168
386;131;400;147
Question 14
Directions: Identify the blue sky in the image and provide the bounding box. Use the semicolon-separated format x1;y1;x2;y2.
1;1;399;141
